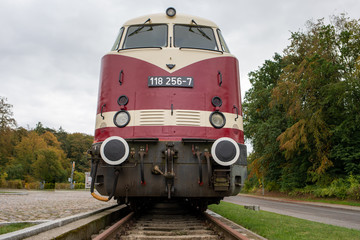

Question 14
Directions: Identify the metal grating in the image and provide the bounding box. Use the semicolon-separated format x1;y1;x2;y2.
139;110;166;125
175;110;201;126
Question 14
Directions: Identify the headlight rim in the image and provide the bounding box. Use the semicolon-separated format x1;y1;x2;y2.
113;110;130;128
211;137;240;166
209;111;226;129
117;95;129;106
211;96;223;107
166;7;176;17
100;136;129;165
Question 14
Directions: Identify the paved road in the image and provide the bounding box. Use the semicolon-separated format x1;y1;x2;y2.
224;195;360;230
0;190;116;223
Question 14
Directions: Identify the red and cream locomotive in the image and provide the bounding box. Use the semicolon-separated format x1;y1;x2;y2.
89;8;247;210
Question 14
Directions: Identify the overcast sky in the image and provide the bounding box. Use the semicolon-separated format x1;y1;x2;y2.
0;0;359;135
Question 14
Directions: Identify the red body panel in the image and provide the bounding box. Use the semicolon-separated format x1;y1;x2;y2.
95;54;244;143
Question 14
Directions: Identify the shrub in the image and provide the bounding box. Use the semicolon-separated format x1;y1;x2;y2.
25;182;41;189
44;182;55;189
7;179;24;189
75;183;85;189
311;178;348;199
347;174;360;200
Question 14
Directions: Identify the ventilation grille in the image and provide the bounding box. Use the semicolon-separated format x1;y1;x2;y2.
139;110;165;126
175;110;201;126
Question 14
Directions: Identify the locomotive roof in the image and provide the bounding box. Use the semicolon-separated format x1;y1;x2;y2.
123;13;219;28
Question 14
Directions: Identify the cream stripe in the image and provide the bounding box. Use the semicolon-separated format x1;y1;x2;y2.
108;48;234;73
95;109;243;131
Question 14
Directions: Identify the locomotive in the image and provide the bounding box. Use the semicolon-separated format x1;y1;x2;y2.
89;8;247;210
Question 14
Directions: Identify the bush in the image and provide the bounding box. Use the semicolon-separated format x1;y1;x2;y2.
55;183;69;189
7;179;23;189
312;178;348;199
298;175;360;200
347;175;360;200
25;182;41;189
0;172;8;188
242;178;259;193
75;183;85;189
44;182;55;189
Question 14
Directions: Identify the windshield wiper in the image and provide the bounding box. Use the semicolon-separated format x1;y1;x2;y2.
128;18;151;37
191;19;211;40
118;46;162;52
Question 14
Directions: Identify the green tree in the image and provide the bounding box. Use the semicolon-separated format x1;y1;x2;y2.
8;131;47;180
0;97;16;130
272;15;360;182
73;171;85;183
32;148;67;183
7;131;69;182
243;54;291;190
0;97;17;171
244;14;360;190
65;133;93;172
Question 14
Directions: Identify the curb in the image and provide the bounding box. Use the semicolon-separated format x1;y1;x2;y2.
0;204;120;240
237;194;360;212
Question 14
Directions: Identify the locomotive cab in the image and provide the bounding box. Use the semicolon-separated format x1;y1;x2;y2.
89;8;247;210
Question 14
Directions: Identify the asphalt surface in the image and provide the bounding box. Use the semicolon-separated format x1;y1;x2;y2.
224;194;360;230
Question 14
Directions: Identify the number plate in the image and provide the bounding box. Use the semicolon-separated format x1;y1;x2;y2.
148;76;193;87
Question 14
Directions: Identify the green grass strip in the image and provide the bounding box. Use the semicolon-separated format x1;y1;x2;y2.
208;201;360;240
298;198;360;207
0;223;35;235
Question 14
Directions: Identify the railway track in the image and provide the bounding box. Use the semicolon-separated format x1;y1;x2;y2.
93;202;265;240
2;201;264;240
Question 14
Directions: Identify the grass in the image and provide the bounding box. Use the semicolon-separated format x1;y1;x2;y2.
0;223;35;235
295;198;360;207
208;201;360;240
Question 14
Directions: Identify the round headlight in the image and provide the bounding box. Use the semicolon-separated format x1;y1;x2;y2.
166;7;176;17
211;137;240;166
209;111;226;129
100;136;129;165
113;110;130;128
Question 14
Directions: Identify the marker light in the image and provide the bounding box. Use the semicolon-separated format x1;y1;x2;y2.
211;96;222;107
117;95;129;106
166;7;176;17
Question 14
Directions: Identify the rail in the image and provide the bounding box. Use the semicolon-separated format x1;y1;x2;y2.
92;202;266;240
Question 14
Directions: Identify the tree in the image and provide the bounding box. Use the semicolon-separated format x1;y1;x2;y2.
65;133;93;172
243;54;291;190
10;131;47;180
7;131;69;182
0;97;17;171
272;15;360;182
32;148;67;183
0;97;16;130
244;14;360;190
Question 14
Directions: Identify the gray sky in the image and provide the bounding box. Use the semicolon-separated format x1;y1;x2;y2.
0;0;359;135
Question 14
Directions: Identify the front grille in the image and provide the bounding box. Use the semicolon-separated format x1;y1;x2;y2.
175;110;201;126
139;110;166;126
137;109;202;126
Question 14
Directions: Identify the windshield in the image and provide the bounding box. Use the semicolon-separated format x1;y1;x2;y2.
122;24;167;49
217;29;230;53
111;27;124;51
174;24;218;51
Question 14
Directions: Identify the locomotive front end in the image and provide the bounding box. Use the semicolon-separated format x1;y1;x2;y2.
89;8;247;210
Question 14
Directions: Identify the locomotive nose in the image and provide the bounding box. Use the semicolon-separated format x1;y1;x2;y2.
100;136;129;165
211;137;240;166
